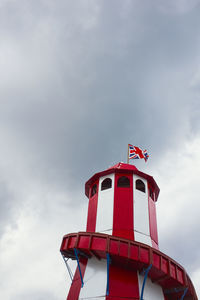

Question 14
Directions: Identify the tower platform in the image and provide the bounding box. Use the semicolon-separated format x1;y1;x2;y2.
61;232;197;300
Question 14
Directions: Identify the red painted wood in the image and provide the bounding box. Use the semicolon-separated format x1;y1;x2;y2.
113;173;134;240
170;263;176;279
176;267;184;284
62;161;199;300
85;163;160;200
149;196;159;247
140;247;149;264
153;252;160;269
110;240;119;255
151;239;159;249
61;232;198;300
161;257;168;274
119;242;129;258
91;236;107;251
68;237;76;249
130;244;139;261
78;236;90;249
86;181;98;232
107;264;139;300
67;257;87;300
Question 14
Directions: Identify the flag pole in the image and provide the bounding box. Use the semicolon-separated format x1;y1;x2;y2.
127;144;129;164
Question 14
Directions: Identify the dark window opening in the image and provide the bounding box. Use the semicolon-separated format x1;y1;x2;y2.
117;176;130;188
91;184;97;197
136;179;145;193
101;178;112;191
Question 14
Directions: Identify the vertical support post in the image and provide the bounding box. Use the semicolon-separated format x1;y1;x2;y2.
62;254;74;282
106;253;110;296
74;248;84;287
180;287;188;300
140;264;152;300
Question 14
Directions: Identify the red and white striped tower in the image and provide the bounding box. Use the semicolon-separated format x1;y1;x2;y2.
61;162;197;300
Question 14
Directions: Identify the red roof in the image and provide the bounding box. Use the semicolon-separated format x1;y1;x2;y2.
85;162;160;200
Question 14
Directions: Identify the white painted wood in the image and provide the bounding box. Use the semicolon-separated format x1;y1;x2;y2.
134;231;152;247
79;257;107;300
133;175;151;246
138;272;165;300
96;174;115;233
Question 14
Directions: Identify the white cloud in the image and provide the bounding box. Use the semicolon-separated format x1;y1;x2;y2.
0;184;87;299
152;135;200;295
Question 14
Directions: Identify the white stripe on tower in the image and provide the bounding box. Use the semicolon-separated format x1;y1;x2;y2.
137;272;165;299
133;175;152;247
95;174;115;234
79;257;107;300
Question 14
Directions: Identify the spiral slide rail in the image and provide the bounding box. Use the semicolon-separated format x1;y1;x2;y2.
60;232;197;300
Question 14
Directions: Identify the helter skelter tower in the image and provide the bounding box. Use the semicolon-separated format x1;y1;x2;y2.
60;162;197;300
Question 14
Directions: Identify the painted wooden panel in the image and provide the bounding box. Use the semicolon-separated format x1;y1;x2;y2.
86;181;99;232
79;257;107;300
134;231;152;247
95;174;115;233
107;264;139;300
138;272;165;300
67;258;88;300
149;197;158;246
113;173;134;240
133;175;151;245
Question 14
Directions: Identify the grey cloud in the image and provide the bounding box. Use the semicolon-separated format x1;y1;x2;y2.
0;0;200;298
0;0;200;204
159;217;200;274
0;179;16;236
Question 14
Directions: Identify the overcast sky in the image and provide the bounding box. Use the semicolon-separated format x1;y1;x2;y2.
0;0;200;299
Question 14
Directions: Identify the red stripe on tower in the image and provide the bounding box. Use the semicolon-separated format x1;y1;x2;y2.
107;265;139;300
113;173;134;240
66;257;88;300
86;180;99;232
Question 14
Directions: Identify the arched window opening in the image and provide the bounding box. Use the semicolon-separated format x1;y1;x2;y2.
91;184;97;197
101;178;112;191
117;176;130;188
136;179;145;193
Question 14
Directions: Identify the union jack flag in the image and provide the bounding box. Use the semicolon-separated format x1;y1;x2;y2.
128;144;149;162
